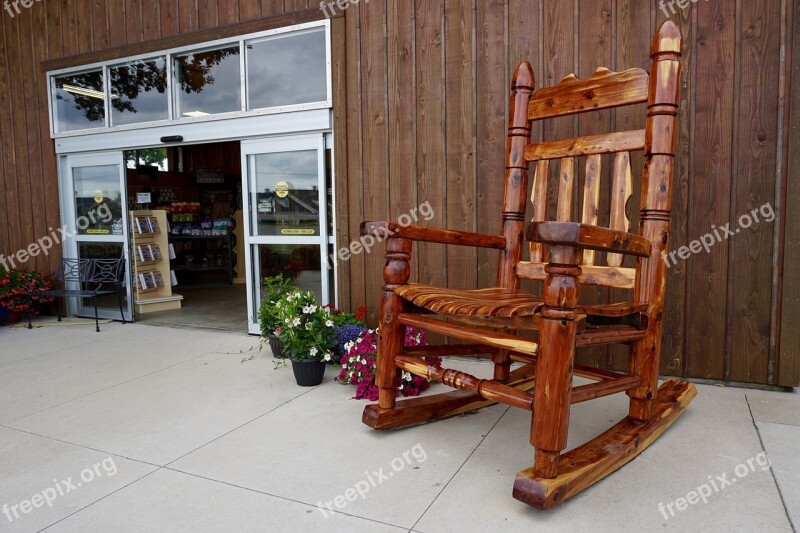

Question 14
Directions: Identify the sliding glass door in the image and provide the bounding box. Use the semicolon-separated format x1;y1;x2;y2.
241;135;332;334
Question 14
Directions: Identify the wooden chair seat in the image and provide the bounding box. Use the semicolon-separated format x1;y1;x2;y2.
394;284;543;318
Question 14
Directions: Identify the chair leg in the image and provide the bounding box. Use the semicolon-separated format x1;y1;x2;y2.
492;348;511;381
93;295;100;332
27;293;33;329
374;237;412;410
530;246;581;479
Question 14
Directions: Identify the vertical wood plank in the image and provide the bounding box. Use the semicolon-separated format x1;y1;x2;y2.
728;0;782;384
344;4;366;311
90;0;110;51
360;0;389;326
556;157;574;221
75;0;92;53
61;0;79;55
779;0;800;387
580;154;601;264
414;0;446;293
261;0;285;18
0;13;17;260
541;0;576;220
107;0;127;47
387;0;418;287
124;0;143;44
238;0;262;21
444;0;476;290
218;0;240;25
197;0;218;30
142;0;162;40
684;0;734;380
21;6;47;272
331;15;350;310
161;0;180;38
475;0;506;289
5;15;34;270
529;159;549;262
607;151;632;267
178;0;199;33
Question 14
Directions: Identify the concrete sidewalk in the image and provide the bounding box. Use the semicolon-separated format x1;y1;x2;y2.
0;321;796;532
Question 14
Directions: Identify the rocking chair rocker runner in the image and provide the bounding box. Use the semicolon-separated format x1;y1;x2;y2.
359;20;695;509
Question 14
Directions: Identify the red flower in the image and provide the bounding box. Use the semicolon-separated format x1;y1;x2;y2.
355;306;367;321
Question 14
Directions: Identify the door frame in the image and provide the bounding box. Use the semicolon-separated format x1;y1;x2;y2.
59;151;133;321
241;133;331;334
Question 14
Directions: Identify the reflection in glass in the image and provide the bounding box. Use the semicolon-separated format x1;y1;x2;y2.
250;151;320;236
77;242;128;310
73;165;124;236
246;28;328;110
257;244;323;304
174;46;241;117
110;58;168;126
53;70;106;131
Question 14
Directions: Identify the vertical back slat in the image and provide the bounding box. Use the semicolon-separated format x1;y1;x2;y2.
556;157;575;221
529;159;549;262
607;151;633;266
580;154;602;264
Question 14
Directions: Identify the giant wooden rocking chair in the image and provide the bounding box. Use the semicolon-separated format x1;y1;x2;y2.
360;21;695;509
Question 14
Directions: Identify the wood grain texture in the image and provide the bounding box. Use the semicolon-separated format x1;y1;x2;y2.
728;0;781;384
529;160;550;262
444;0;476;291
528;67;648;121
527;222;651;257
779;0;800;387
684;0;734;380
525;129;645;161
513;380;697;509
516;262;636;289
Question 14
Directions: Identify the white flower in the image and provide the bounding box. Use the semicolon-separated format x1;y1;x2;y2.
284;318;290;324
361;358;368;365
325;320;334;327
402;371;412;381
323;353;331;362
292;317;301;327
309;347;319;356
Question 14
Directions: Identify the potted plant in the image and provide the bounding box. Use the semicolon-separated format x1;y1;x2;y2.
0;268;53;325
258;274;295;358
274;289;337;386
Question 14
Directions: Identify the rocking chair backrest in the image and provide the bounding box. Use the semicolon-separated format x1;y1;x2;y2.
499;21;682;306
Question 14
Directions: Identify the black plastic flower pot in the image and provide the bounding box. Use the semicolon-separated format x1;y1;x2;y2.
291;359;327;386
268;334;285;359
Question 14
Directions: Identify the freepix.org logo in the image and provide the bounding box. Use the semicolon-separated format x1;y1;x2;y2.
3;0;42;18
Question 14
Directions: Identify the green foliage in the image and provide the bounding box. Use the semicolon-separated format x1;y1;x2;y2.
258;274;295;337
272;290;337;363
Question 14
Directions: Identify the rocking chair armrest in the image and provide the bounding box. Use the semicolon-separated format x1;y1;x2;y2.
360;221;506;249
526;221;652;258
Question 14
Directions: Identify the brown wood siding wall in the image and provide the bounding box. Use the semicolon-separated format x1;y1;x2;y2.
0;1;796;386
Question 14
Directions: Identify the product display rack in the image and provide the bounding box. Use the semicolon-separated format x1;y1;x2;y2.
130;210;183;314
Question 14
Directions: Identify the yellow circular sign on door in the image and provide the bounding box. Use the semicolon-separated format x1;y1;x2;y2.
275;181;289;198
93;189;104;203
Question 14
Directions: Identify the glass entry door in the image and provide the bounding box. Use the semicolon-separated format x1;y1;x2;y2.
61;152;133;322
241;135;332;334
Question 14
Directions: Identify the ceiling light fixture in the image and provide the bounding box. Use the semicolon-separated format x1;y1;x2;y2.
61;84;119;100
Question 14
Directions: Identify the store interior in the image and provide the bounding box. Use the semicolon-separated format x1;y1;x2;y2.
124;141;248;331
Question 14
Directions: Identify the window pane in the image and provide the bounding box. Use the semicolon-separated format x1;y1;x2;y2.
250;151;320;236
246;28;327;110
110;58;168;126
257;244;322;303
175;46;241;117
53;70;106;132
73;165;124;236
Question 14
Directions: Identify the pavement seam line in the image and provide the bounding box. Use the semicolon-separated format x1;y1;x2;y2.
745;393;797;532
